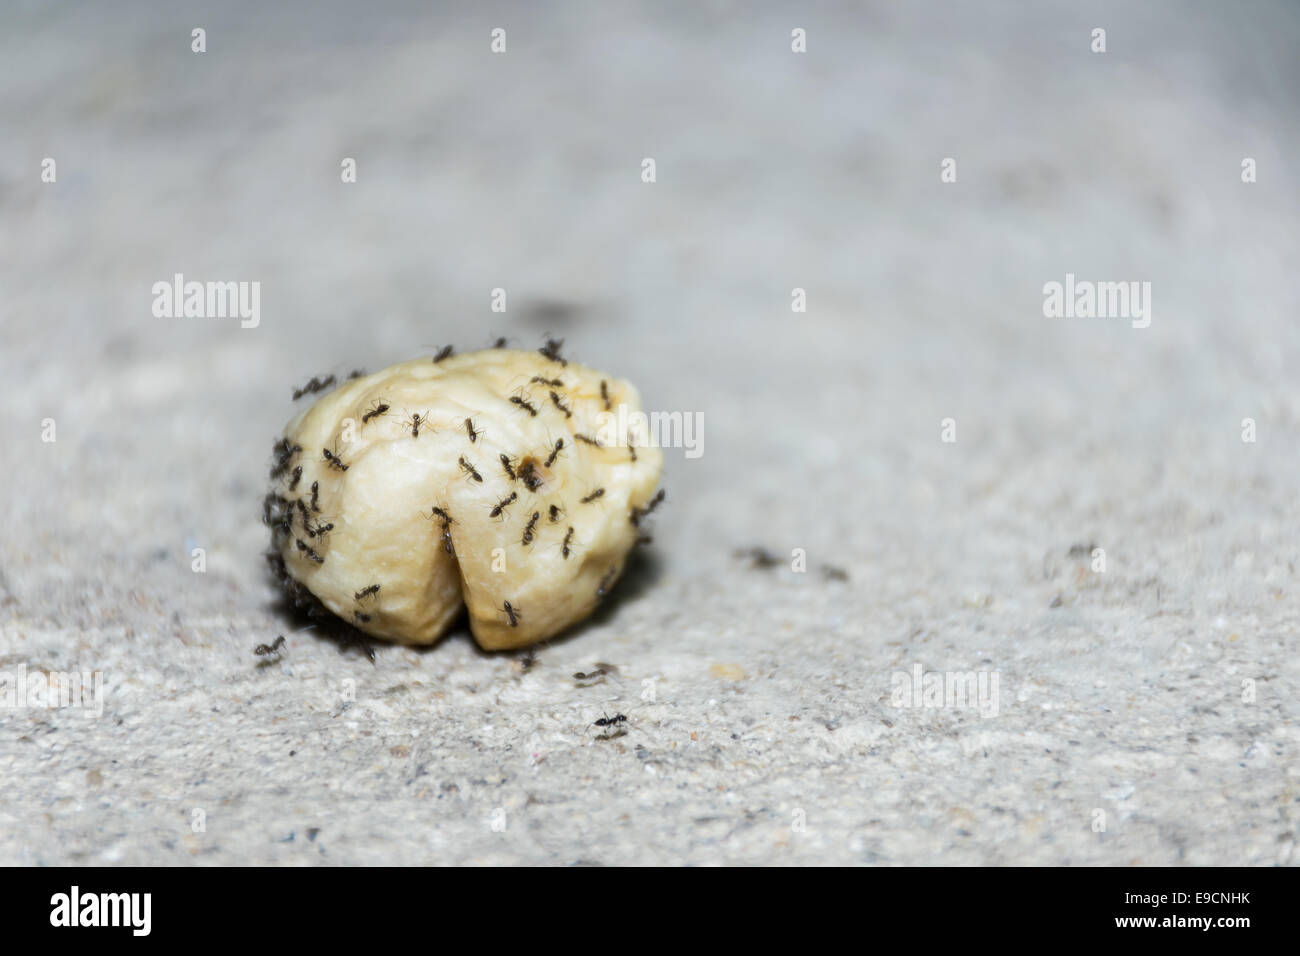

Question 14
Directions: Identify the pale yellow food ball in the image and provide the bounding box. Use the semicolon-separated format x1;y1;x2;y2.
264;347;664;650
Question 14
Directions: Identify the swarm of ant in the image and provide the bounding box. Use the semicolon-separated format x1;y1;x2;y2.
262;338;665;652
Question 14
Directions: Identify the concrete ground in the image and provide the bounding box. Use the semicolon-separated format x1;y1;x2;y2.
1;0;1298;865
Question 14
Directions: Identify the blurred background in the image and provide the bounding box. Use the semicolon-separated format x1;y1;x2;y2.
1;0;1297;865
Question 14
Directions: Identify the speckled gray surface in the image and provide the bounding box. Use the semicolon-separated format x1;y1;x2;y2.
1;0;1298;865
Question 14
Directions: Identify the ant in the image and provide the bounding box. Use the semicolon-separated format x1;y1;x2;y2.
522;512;540;545
573;662;616;682
549;391;572;418
510;395;538;417
322;447;348;471
544;439;565;467
574;433;601;447
293;374;336;400
269;439;301;479
459;456;483;482
254;635;286;657
432;345;454;363
404;411;429;438
354;610;372;624
548;503;564;523
296;539;324;564
288;465;303;491
591;711;628;740
736;546;779;570
310;481;320;512
517;647;538;673
489;491;518;518
491;336;508;349
580;488;604;504
499;454;517;481
629;445;637;462
600;380;611;411
465;417;480;442
306;520;334;539
362;401;390;424
501;601;522;627
538;338;567;366
428;505;452;527
347;369;366;380
296;498;311;525
518;460;543;492
630;489;665;527
531;376;564;387
562;526;575;558
355;584;380;601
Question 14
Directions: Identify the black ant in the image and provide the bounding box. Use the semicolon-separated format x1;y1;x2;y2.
404;411;429;438
288;465;303;491
548;503;564;523
629;445;637;462
499;454;517;480
293;374;336;400
501;601;522;627
459;456;483;482
510;395;538;417
573;662;615;682
296;498;311;525
518;460;543;492
630;489;665;527
362;401;390;424
322;447;348;471
307;520;334;539
538;338;567;366
591;711;628;740
490;491;518;518
465;418;480;442
310;481;320;512
531;376;564;387
522;512;540;545
736;546;779;570
600;380;611;410
354;610;372;624
254;635;286;657
491;336;508;348
549;391;572;418
347;369;366;380
428;505;452;527
562;526;575;558
432;345;454;363
518;647;538;673
544;439;565;467
574;433;602;447
355;584;380;601
296;539;324;564
580;488;604;504
269;439;302;479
